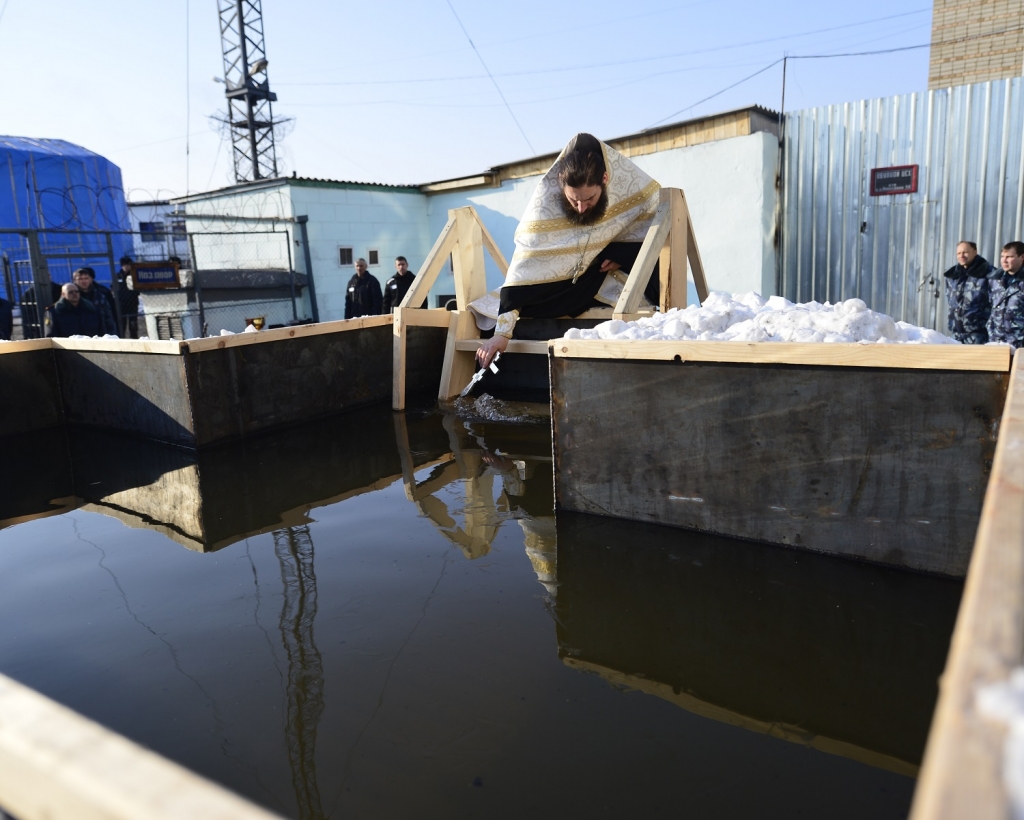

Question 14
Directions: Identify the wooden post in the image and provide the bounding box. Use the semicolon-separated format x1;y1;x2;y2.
438;309;480;400
451;207;487;310
613;199;672;319
684;190;709;303
659;189;689;311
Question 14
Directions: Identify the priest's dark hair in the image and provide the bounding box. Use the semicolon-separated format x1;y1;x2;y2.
556;133;606;189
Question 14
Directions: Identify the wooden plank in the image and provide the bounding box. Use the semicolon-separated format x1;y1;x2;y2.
660;188;688;312
551;339;1012;372
910;350;1024;820
613;200;672;318
399;215;458;311
183;315;391;354
52;337;183;355
551;357;1007;576
451;207;487;310
394;307;452;328
437;310;479;400
186;323;393;445
473;211;510;275
0;338;53;355
0;671;282;820
684;191;709;303
454;339;550;355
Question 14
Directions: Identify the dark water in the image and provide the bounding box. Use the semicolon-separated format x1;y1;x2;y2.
0;404;963;819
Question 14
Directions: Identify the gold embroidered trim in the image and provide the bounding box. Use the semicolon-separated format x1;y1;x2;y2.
494;309;519;338
517;181;660;235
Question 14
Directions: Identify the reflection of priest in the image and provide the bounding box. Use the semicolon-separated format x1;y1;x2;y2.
474;133;661;367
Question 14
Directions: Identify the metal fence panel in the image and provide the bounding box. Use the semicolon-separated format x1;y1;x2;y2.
782;77;1024;331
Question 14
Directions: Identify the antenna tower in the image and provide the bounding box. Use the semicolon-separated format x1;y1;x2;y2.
218;0;279;182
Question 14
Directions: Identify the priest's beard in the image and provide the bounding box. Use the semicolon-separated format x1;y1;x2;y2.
560;187;609;225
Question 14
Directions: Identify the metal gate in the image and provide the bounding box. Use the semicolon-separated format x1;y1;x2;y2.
781;77;1024;330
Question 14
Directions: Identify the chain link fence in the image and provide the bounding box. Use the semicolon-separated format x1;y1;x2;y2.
1;225;314;341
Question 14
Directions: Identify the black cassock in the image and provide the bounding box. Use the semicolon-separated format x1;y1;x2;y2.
497;241;659;323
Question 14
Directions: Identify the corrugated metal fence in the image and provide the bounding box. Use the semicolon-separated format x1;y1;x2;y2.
781;77;1024;330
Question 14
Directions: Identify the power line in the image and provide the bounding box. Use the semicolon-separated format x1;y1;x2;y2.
647;23;1024;129
444;0;535;154
276;7;931;88
648;59;785;127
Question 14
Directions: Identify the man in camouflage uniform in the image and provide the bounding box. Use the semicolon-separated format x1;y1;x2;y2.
987;241;1024;348
944;241;996;343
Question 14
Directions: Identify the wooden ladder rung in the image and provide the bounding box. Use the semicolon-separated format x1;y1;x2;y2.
454;339;550;355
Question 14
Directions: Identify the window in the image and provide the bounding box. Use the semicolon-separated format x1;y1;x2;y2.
139;221;164;243
339;247;353;266
368;249;379;266
170;219;186;238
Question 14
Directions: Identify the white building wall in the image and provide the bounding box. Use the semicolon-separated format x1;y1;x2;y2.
287;183;430;322
425;131;779;306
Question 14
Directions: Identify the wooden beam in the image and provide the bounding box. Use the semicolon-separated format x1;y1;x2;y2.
454;339;550;355
399;215;458;311
0;671;282;820
451;207;487;310
660;188;689;312
613;200;672;318
183;315;392;353
683;190;709;303
551;339;1012;372
392;308;408;410
438;310;481;400
910;349;1024;820
472;211;510;275
394;308;452;328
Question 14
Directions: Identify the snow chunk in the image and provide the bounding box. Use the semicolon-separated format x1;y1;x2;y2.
563;291;959;345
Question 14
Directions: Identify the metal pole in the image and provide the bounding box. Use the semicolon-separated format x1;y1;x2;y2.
24;230;52;337
285;227;297;321
105;231;123;335
189;233;206;335
295;216;319;322
2;254;13;303
236;0;261;181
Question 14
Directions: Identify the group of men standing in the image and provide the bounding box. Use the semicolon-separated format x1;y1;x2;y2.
945;240;1024;347
344;255;417;319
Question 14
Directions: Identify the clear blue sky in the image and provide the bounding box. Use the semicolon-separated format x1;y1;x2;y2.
0;0;934;200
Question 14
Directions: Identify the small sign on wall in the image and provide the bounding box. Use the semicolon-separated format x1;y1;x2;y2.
870;165;919;196
131;261;181;289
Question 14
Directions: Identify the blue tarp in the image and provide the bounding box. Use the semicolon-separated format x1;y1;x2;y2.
0;137;133;287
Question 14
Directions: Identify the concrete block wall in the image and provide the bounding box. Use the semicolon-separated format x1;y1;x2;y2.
287;182;431;322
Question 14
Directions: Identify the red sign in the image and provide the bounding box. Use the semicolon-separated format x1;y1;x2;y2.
870;165;919;196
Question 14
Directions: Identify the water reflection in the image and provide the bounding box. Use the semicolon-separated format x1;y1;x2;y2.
272;526;325;820
0;404;962;815
394;411;556;592
553;513;961;774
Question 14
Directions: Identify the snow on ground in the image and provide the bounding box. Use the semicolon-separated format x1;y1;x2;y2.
977;670;1024;819
563;292;958;345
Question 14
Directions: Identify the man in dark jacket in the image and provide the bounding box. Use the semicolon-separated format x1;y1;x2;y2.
47;283;102;337
944;241;996;343
73;267;119;336
988;241;1024;348
344;258;383;319
383;256;417;313
117;256;140;338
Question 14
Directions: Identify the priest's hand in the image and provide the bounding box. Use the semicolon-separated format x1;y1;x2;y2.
476;334;508;369
599;259;621;273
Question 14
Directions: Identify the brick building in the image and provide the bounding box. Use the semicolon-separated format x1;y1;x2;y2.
929;0;1024;88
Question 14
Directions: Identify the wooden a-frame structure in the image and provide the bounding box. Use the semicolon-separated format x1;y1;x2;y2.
392;187;709;410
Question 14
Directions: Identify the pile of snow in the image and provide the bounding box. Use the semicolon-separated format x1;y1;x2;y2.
563;292;957;345
977;669;1024;818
